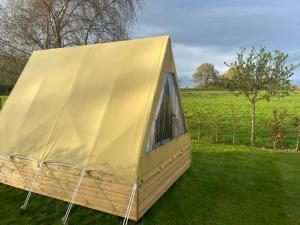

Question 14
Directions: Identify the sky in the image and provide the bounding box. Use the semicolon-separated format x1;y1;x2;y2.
133;0;300;87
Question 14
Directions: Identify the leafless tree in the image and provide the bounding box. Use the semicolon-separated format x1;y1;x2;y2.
0;0;143;88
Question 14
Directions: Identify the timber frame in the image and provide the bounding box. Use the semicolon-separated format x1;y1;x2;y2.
0;146;191;221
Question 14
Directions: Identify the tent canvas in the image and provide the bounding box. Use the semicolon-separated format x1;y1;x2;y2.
0;35;191;222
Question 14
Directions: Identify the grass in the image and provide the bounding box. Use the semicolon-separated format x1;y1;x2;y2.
182;90;300;148
1;142;300;225
1;90;300;224
0;96;7;108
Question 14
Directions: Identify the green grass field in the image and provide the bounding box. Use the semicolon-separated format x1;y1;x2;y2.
1;90;300;225
1;143;300;225
0;96;7;107
182;90;300;148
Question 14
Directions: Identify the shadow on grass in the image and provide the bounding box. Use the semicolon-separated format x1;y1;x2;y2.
1;147;300;225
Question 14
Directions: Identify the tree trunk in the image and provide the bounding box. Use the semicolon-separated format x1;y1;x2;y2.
251;102;256;147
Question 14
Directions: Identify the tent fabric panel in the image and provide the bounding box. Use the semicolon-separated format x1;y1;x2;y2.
0;53;46;154
0;47;87;160
138;40;190;180
44;37;168;182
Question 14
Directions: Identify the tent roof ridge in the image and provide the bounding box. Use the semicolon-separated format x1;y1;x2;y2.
33;35;170;53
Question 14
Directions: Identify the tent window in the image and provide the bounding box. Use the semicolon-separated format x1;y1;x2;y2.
145;73;187;155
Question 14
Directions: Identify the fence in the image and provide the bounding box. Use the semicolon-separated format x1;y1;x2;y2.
185;105;300;149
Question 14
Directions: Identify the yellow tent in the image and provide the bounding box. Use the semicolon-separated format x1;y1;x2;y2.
0;35;191;222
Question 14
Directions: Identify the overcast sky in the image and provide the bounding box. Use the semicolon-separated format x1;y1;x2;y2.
133;0;300;87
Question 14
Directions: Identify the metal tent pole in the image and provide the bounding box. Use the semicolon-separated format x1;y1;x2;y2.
62;169;86;225
21;161;44;210
122;183;138;225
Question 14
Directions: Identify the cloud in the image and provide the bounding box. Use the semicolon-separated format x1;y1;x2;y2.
134;0;300;87
173;44;236;87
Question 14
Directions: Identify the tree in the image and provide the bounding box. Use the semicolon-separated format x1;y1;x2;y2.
224;68;236;80
0;0;143;88
223;67;236;88
0;53;27;94
226;47;299;147
192;63;219;87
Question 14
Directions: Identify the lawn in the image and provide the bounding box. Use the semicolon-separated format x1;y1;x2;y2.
182;90;300;148
1;142;300;225
0;96;7;108
1;90;300;225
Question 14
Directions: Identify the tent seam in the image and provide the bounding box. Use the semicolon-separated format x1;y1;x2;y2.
8;53;48;155
134;36;169;182
40;46;91;165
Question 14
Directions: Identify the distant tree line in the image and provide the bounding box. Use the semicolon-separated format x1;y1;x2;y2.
192;63;235;89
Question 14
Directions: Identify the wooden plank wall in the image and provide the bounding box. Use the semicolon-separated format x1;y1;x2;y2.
0;146;191;221
0;155;137;220
138;147;191;218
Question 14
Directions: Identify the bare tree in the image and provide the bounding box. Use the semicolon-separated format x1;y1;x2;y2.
0;0;143;89
0;48;28;91
0;0;142;49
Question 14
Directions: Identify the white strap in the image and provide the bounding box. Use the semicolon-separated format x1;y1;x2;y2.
122;183;137;225
21;162;44;210
62;170;86;225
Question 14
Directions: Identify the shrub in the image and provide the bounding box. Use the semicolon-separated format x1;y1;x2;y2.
268;109;289;150
291;116;300;151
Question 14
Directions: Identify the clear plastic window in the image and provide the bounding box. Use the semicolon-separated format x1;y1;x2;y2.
145;73;187;155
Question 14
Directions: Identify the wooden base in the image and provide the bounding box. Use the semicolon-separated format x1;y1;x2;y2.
0;146;191;221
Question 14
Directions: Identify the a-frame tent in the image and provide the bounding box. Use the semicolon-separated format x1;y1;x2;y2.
0;35;191;223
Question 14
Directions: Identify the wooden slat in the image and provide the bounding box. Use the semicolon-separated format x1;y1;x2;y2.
0;146;191;221
137;147;191;218
139;149;191;202
139;159;190;216
0;157;138;221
